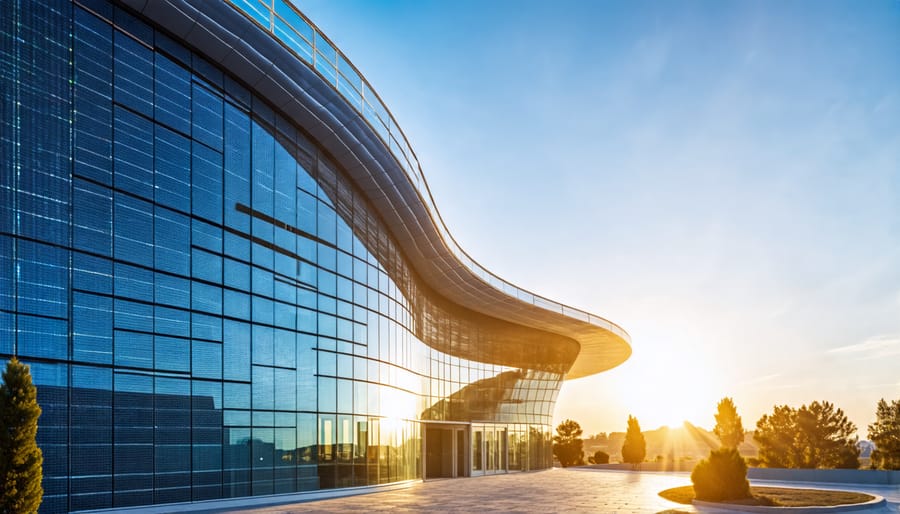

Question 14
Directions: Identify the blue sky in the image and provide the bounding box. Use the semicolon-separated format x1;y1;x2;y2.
298;0;900;435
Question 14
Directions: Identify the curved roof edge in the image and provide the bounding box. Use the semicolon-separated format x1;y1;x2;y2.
121;0;630;379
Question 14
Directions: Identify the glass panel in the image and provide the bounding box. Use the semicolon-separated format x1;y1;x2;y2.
73;179;112;255
73;292;113;364
224;320;251;381
155;125;191;213
251;365;274;410
18;315;68;359
192;142;224;223
274;17;312;64
192;82;224;149
155;336;190;372
314;33;335;64
472;429;482;472
155;53;191;133
113;31;153;117
114;193;153;267
275;0;313;40
233;0;271;28
17;240;68;318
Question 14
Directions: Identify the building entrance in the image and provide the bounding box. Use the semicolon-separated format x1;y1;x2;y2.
471;423;508;476
423;423;469;479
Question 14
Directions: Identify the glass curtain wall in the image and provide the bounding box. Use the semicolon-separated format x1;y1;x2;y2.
1;1;561;512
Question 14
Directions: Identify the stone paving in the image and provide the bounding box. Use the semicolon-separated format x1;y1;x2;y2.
216;468;900;514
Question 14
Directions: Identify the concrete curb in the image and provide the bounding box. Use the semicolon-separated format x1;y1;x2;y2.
692;494;886;513
748;468;900;486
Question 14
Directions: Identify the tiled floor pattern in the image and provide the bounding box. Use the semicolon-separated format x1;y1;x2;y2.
213;468;900;514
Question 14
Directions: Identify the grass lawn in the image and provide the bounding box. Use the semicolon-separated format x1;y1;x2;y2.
659;485;874;507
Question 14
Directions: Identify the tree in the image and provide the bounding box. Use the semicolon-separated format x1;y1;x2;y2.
713;397;744;449
0;358;43;513
552;419;584;467
754;401;859;469
621;415;646;468
868;398;900;470
796;401;859;469
588;450;609;464
587;432;608;444
691;447;751;501
754;405;798;468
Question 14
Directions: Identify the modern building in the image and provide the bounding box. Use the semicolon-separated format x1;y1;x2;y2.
0;0;631;512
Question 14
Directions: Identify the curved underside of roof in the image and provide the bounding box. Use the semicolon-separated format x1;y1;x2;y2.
121;0;631;379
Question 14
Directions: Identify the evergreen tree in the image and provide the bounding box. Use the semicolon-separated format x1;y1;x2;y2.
868;398;900;470
621;415;646;468
754;401;859;469
754;405;797;468
552;419;584;467
0;358;43;513
713;397;745;449
795;401;858;469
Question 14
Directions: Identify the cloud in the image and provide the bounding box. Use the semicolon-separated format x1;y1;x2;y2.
740;373;781;386
827;335;900;358
853;382;900;391
760;382;808;392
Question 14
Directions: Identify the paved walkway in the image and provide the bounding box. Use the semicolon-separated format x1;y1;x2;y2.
217;468;900;513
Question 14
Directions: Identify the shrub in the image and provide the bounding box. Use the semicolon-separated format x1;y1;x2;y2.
691;448;750;502
588;450;609;464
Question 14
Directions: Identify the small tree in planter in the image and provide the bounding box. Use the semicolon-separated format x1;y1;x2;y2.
691;447;751;501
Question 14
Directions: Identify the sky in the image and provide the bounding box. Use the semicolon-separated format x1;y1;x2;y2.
295;0;900;437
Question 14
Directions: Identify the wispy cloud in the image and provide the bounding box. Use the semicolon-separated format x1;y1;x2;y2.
827;335;900;358
760;382;808;392
740;373;781;386
852;382;900;391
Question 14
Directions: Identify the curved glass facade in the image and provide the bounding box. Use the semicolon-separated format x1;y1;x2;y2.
225;0;630;340
0;1;624;512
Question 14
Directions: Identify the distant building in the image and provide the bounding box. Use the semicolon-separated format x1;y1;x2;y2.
0;0;631;512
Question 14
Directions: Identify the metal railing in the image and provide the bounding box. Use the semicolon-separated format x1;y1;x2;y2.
225;0;630;342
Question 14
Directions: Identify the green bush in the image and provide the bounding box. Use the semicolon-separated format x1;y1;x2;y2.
588;450;609;464
691;448;750;502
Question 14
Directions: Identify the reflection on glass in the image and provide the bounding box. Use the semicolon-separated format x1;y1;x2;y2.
3;3;580;511
222;0;630;340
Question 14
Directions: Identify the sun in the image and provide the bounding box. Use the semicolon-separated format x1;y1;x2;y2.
615;349;722;430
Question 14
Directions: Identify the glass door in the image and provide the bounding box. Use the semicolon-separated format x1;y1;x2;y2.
455;428;467;477
471;426;484;476
486;427;495;472
470;424;510;475
499;428;507;471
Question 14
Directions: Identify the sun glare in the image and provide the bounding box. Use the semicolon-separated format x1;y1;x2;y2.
615;350;721;430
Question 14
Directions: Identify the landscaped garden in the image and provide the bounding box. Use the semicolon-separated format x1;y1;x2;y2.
659;485;874;507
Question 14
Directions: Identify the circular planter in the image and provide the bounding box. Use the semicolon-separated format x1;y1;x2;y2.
692;494;886;513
